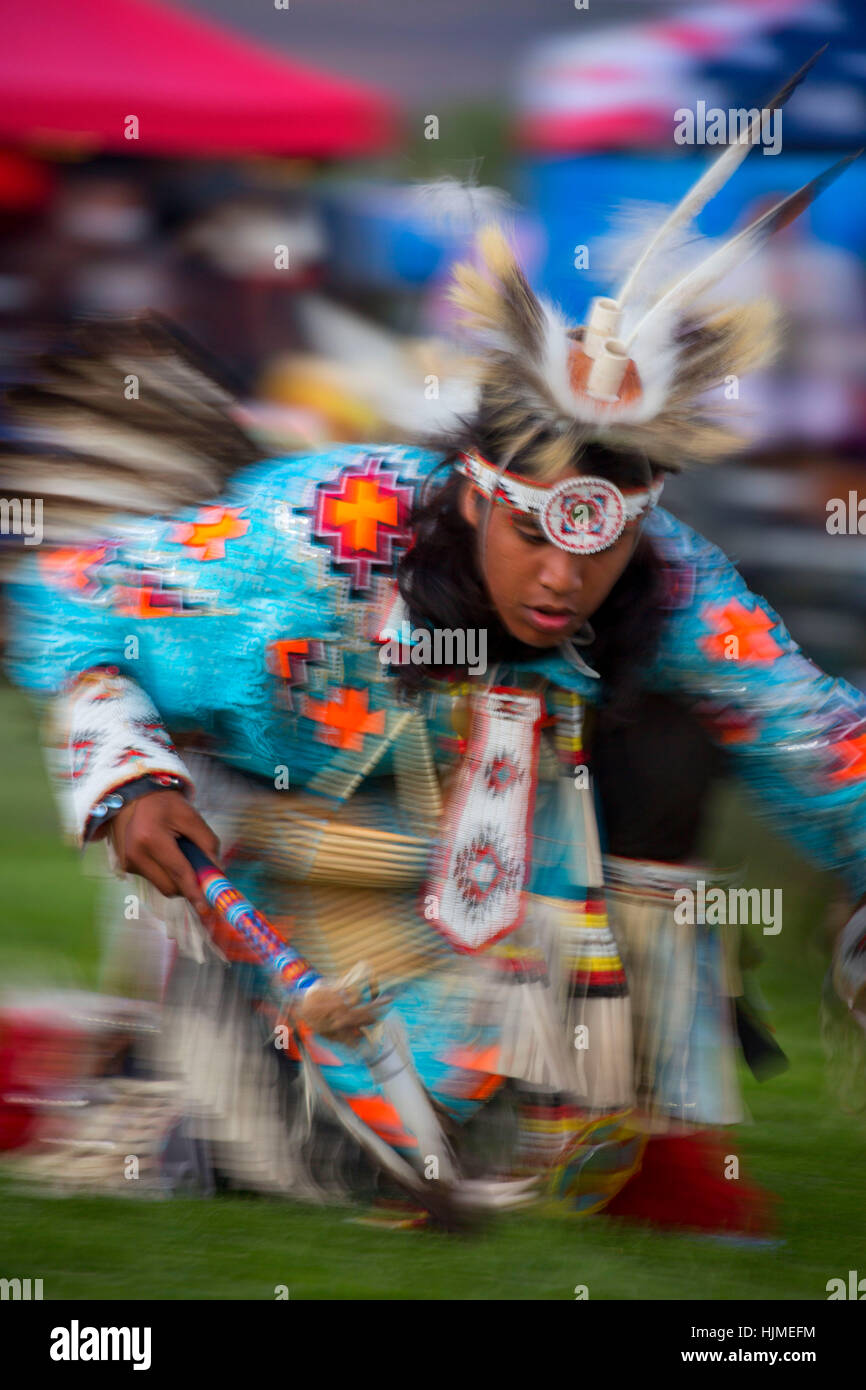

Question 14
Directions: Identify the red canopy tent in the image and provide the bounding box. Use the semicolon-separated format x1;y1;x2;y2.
1;0;398;158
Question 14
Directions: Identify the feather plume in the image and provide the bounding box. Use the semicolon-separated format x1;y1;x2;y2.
627;151;861;350
617;45;828;306
450;224;546;357
448;221;784;473
443;57;858;478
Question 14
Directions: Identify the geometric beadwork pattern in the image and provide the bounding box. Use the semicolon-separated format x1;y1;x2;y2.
305;456;414;594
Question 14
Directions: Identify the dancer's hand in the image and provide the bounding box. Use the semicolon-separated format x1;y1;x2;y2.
109;789;221;920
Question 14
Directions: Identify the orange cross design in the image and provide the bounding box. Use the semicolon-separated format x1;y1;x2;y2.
41;545;109;593
114;586;179;618
303;687;386;752
829;732;866;784
699;597;783;663
171;507;250;561
321;477;398;553
268;639;312;681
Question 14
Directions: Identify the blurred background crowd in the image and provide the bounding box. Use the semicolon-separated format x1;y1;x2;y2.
1;0;864;682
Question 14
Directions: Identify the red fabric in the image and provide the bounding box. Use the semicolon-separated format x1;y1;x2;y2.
0;1016;84;1151
2;0;397;157
604;1132;777;1235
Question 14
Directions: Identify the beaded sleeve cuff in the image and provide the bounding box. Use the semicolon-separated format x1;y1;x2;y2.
62;666;194;846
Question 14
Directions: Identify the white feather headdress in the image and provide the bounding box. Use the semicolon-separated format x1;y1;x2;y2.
448;47;858;477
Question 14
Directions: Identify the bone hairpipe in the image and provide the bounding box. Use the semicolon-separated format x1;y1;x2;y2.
586;339;630;401
583;297;622;360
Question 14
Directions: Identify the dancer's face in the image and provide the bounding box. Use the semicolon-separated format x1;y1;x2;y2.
459;476;639;649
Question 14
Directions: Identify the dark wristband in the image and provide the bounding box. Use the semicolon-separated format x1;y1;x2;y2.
84;774;187;844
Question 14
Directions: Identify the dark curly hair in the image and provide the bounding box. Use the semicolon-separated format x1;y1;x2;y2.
393;412;668;719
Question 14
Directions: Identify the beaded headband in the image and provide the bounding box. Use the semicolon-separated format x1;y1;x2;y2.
456;451;664;555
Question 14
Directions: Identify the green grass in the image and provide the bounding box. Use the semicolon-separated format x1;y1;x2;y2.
1;681;864;1300
0;685;101;983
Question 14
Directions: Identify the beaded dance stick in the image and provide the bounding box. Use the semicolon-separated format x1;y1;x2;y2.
174;836;534;1223
177;836;321;1000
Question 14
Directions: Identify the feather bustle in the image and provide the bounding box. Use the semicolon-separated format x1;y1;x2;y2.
0;313;260;545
